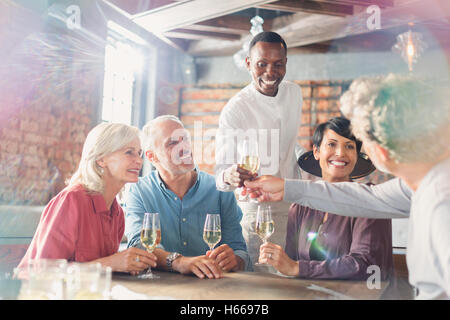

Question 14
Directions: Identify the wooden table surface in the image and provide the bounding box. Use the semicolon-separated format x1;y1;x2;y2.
112;270;389;300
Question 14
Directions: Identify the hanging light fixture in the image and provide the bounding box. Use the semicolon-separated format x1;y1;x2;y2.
233;15;264;70
392;25;427;72
249;15;264;35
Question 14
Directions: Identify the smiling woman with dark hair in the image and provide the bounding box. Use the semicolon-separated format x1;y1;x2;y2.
313;117;362;156
304;117;375;180
258;117;393;280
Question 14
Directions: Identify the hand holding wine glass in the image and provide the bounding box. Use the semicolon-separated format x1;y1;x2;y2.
203;214;222;252
255;205;274;266
139;212;161;279
238;138;260;202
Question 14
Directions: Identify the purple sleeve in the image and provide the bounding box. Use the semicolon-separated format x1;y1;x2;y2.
298;218;393;280
285;204;302;260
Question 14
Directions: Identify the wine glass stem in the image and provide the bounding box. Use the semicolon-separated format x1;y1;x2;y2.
145;249;153;274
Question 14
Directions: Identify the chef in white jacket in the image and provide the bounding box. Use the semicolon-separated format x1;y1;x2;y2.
214;32;305;264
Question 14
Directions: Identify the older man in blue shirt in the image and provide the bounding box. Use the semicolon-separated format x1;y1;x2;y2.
125;115;250;279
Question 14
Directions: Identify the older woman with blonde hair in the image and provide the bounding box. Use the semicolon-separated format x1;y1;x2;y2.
18;122;156;274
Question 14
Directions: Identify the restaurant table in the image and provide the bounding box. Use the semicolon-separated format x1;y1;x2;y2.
111;270;389;300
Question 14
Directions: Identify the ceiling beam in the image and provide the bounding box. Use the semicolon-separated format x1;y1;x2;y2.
183;16;275;37
185;16;254;35
287;42;333;54
97;0;175;47
313;0;394;7
188;0;450;56
156;34;191;52
163;28;241;41
257;0;354;17
99;0;195;53
105;0;178;15
131;0;278;33
181;23;246;36
281;0;450;48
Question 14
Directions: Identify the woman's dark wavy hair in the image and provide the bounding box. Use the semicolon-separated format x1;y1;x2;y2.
313;117;362;153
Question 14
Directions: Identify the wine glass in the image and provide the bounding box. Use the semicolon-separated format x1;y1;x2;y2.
15;259;67;300
203;214;222;252
255;205;274;266
65;262;111;300
139;212;161;279
238;138;260;203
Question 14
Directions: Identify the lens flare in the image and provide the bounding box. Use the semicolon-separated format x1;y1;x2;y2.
307;231;318;241
307;229;329;260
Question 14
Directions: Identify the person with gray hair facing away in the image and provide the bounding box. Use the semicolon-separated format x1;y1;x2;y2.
245;74;450;299
125;115;250;279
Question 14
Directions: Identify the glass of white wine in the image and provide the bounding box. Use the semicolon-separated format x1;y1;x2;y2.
15;259;67;300
139;212;161;279
203;214;222;252
239;138;260;203
255;205;274;266
65;262;111;300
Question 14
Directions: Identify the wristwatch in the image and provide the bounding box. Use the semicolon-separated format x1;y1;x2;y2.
166;252;183;272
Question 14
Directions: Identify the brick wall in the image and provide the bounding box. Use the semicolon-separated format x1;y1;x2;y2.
0;36;101;205
159;80;393;184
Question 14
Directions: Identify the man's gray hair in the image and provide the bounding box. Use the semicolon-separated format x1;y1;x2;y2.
142;114;184;151
340;74;450;163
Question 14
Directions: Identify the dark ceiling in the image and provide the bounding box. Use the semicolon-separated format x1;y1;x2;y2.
7;0;450;57
101;0;450;57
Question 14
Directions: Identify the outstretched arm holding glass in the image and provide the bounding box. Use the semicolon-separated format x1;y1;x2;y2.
245;176;411;219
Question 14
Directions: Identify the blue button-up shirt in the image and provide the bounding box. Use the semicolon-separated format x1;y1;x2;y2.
124;169;251;270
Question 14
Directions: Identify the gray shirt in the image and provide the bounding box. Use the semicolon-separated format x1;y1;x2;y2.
407;157;450;299
284;160;450;299
284;177;411;219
